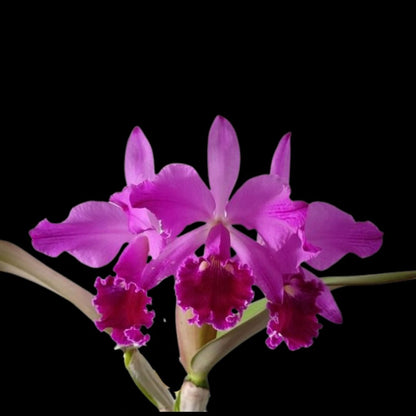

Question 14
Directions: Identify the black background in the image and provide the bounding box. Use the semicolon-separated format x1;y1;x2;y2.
1;9;415;414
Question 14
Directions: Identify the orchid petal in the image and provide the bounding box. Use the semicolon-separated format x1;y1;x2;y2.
111;186;158;233
228;175;297;252
270;132;291;183
113;236;149;283
265;185;308;231
208;116;240;215
226;174;285;229
0;241;98;321
125;126;155;185
230;228;284;303
140;225;210;290
130;164;215;237
271;232;319;271
30;201;133;267
305;202;383;271
110;187;165;258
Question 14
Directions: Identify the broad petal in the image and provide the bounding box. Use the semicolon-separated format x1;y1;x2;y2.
93;275;154;347
305;202;383;270
250;185;309;258
271;232;319;272
110;186;165;258
30;201;133;267
208;116;240;215
230;228;284;303
265;185;308;231
141;229;166;260
124;126;155;185
270;132;291;183
130;163;215;237
111;186;158;232
226;174;285;229
114;235;149;283
140;225;210;290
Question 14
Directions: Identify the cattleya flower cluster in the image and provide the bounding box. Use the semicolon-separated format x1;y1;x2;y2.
1;116;414;412
29;116;382;351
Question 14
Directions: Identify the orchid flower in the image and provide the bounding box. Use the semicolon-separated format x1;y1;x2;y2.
268;132;384;271
258;131;384;349
129;116;382;351
29;127;164;347
1;115;414;412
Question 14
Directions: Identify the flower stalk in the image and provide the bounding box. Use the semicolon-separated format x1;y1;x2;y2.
175;305;217;376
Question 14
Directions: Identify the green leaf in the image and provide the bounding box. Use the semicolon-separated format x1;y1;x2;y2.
189;298;269;385
322;270;416;289
0;240;98;321
216;297;267;338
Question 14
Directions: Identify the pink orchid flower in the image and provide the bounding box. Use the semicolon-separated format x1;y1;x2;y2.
29;127;163;346
258;132;384;349
130;115;383;348
269;132;384;271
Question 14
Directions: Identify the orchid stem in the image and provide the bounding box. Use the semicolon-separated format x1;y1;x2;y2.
176;380;210;412
322;270;416;289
